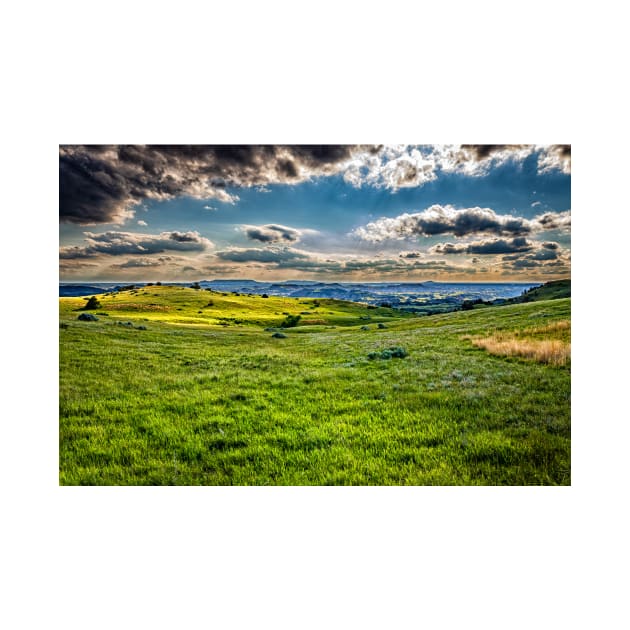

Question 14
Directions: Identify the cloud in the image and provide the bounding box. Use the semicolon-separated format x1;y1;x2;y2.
59;230;213;259
533;210;571;231
137;220;148;226
214;246;310;264
242;223;303;244
341;145;545;190
59;145;571;226
537;145;571;174
59;260;99;272
59;145;373;225
430;236;534;255
343;145;437;190
209;245;472;277
353;205;535;241
203;205;217;211
528;248;559;261
501;240;569;271
112;256;173;269
440;144;570;176
459;145;530;161
541;241;560;250
353;205;571;242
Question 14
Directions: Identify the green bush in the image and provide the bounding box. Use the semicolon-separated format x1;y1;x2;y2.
368;346;407;360
280;314;301;328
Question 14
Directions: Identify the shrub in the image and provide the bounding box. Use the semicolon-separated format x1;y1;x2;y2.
77;313;99;322
377;323;387;329
368;346;407;360
261;293;269;298
280;314;301;328
461;299;483;311
361;325;370;331
272;332;287;338
83;296;101;310
205;300;214;307
191;282;201;290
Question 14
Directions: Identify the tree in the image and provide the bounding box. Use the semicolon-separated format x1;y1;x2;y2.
84;296;101;310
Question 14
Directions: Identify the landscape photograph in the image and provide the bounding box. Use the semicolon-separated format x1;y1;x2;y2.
59;144;571;485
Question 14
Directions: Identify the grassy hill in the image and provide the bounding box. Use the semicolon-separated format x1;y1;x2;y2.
59;287;570;485
504;278;571;304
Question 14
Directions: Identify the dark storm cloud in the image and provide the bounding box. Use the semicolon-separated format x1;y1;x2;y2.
243;224;302;243
59;145;372;225
59;230;213;259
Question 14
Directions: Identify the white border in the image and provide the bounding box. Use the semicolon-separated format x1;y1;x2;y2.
4;1;628;628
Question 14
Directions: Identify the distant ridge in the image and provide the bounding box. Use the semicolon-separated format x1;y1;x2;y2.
59;284;109;297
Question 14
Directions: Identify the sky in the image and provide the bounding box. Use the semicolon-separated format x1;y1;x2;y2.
59;144;571;283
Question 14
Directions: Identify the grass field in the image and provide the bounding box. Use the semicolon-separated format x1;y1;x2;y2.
59;286;570;485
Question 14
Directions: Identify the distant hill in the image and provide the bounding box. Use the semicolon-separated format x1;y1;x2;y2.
504;279;570;304
59;284;110;297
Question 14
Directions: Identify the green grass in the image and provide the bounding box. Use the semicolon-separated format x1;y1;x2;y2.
59;287;570;485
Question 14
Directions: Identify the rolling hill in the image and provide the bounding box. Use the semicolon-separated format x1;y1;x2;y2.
59;286;571;485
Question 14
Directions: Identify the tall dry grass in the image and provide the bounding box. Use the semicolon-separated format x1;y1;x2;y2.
522;319;571;336
470;337;571;366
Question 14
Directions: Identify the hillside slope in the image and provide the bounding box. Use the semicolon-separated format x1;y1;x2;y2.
59;289;570;485
504;278;570;304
